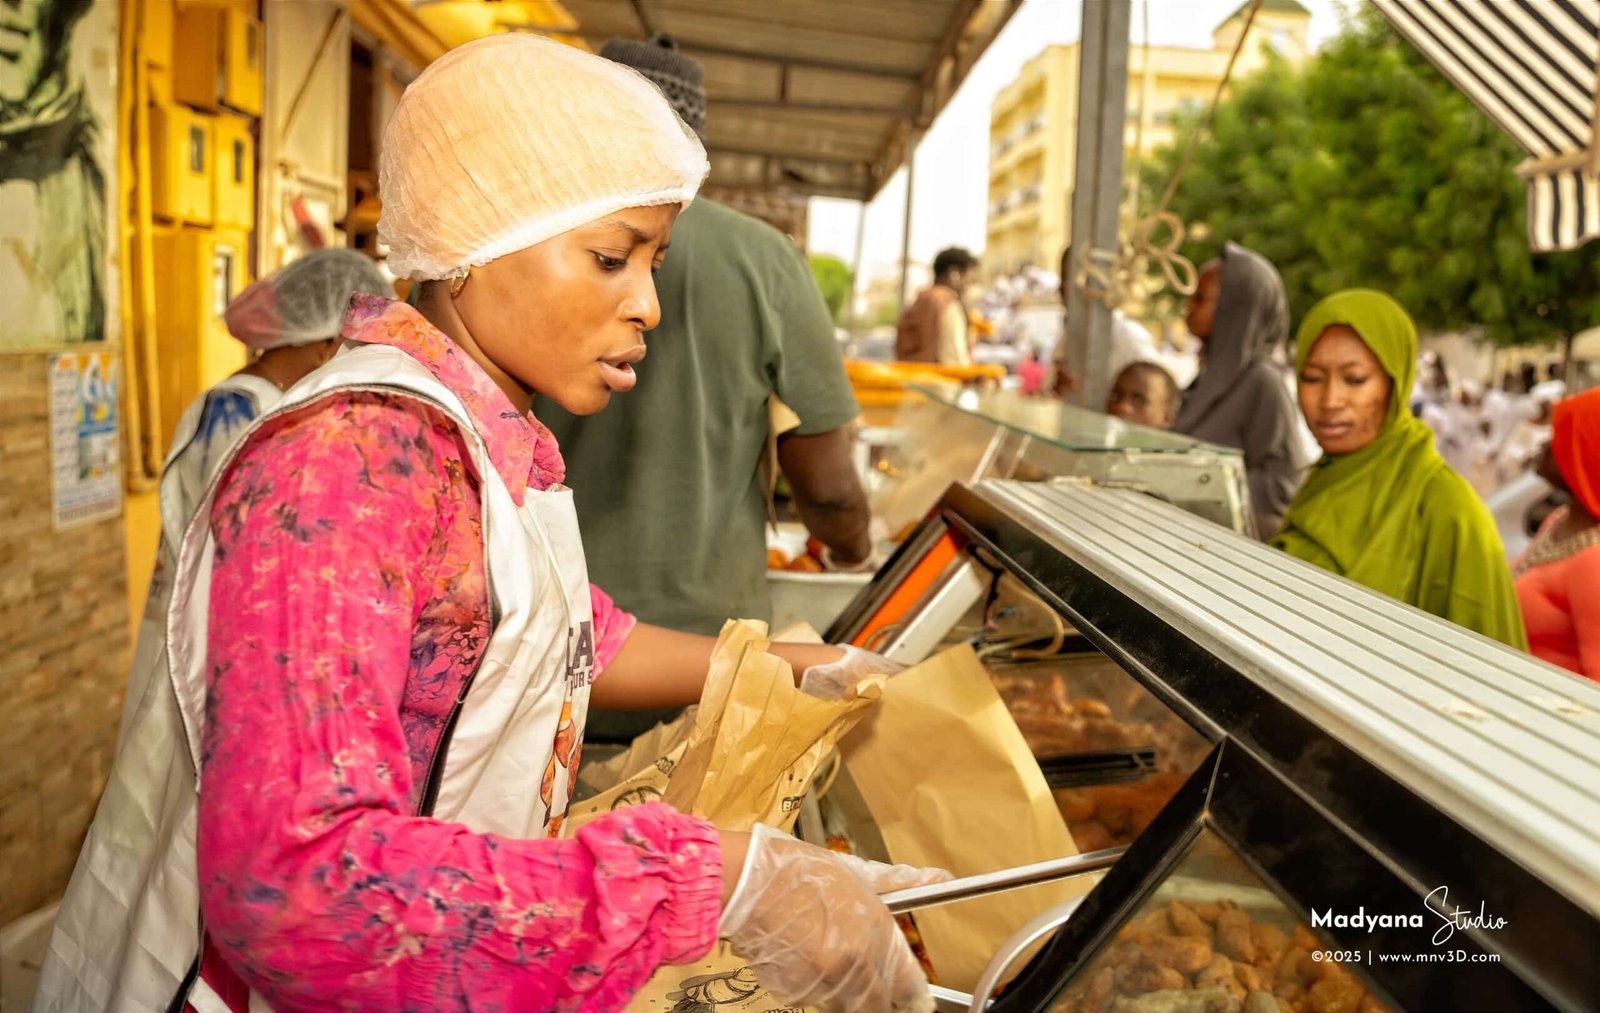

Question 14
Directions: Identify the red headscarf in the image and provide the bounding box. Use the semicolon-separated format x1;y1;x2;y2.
1552;388;1600;518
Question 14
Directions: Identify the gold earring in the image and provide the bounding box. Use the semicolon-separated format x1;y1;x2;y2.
449;269;470;298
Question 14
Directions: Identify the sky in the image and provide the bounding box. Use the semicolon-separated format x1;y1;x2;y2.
808;0;1356;288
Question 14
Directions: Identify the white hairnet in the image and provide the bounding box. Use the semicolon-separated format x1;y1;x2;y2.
379;34;709;281
224;249;391;350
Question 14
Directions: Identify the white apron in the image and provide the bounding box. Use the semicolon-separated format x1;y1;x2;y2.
120;373;283;744
34;343;595;1012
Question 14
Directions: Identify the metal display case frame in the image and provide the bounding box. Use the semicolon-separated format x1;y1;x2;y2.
867;387;1255;538
830;480;1600;1010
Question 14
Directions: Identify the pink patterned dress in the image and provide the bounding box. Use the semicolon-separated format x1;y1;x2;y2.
192;294;721;1011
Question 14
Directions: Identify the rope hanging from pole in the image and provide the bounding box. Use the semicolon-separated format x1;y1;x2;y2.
1073;0;1266;308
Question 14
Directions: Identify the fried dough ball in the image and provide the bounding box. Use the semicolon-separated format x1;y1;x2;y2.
1215;907;1258;964
1250;923;1289;967
1119;962;1188;993
1306;973;1366;1013
1242;991;1285;1013
1146;935;1214;976
1168;901;1210;938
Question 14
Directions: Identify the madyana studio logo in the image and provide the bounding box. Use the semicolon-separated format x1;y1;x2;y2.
1312;887;1509;947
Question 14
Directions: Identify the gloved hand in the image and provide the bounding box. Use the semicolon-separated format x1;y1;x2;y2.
719;824;949;1013
799;645;906;699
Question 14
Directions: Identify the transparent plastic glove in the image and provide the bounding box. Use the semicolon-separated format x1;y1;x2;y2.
719;824;949;1013
799;645;907;699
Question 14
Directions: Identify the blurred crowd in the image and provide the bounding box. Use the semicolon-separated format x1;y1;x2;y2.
1414;354;1567;500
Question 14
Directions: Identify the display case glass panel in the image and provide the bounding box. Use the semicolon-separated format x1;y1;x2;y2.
879;559;1215;859
869;388;1250;537
987;656;1212;853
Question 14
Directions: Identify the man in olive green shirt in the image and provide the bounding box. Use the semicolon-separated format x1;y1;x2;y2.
539;35;869;740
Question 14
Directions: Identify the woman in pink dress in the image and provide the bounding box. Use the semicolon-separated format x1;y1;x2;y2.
36;35;932;1013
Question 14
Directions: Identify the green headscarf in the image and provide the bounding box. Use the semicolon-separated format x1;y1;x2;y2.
1274;290;1526;648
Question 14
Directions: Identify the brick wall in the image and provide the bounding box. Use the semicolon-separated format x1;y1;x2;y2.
0;354;130;925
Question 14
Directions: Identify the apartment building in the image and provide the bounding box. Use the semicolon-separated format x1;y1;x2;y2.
985;0;1312;274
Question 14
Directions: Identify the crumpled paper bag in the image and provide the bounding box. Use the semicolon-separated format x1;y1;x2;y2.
578;619;881;1012
662;621;880;830
566;619;878;834
837;643;1087;993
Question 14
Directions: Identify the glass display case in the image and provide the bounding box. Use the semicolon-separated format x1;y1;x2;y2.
986;655;1211;854
866;387;1252;539
820;479;1600;1011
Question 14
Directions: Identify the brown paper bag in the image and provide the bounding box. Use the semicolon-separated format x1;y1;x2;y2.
662;627;883;832
582;620;881;1012
579;715;695;794
625;945;805;1012
566;731;691;831
837;643;1087;993
762;395;803;530
567;622;854;835
663;619;880;830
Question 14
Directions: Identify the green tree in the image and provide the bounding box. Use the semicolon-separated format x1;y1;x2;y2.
1141;8;1600;346
809;254;853;323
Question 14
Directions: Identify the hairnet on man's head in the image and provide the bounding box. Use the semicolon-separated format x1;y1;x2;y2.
224;249;390;350
378;33;709;282
599;34;706;140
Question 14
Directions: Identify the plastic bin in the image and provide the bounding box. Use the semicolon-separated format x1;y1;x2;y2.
768;568;871;635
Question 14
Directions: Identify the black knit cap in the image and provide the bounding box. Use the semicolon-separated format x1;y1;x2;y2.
599;33;707;141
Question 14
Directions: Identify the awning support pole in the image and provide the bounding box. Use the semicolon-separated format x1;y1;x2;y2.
846;197;868;333
1064;0;1131;410
897;126;920;318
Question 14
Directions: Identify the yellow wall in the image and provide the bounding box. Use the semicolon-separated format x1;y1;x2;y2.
124;489;160;627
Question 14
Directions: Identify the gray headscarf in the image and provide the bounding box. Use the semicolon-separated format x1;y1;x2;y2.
1174;242;1288;430
1173;242;1305;539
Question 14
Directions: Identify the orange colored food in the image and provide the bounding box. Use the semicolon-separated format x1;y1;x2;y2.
1054;900;1391;1013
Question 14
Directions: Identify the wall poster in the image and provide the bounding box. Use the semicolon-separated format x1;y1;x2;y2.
1;0;119;350
49;350;121;528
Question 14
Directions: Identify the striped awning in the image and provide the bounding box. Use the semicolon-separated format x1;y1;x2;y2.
1372;0;1600;252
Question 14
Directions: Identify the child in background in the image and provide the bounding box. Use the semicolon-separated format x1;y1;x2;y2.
1106;361;1180;429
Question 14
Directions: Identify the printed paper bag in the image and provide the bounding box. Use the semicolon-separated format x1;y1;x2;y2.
564;708;700;834
837;643;1088;992
579;714;696;794
623;945;807;1013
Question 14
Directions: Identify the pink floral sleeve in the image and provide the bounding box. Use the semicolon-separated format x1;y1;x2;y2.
197;393;720;1012
589;584;635;672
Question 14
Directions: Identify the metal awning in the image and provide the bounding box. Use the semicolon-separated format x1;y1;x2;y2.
1372;0;1600;252
558;0;1021;200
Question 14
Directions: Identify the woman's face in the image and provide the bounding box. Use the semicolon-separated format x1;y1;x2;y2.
1184;260;1222;343
1298;324;1393;455
451;203;680;415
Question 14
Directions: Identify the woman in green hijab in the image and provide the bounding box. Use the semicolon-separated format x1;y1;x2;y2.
1273;290;1527;648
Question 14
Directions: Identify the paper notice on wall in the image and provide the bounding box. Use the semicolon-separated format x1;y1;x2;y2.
48;352;122;529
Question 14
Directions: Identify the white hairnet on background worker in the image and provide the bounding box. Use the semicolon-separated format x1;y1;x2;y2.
223;248;391;349
378;32;708;281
